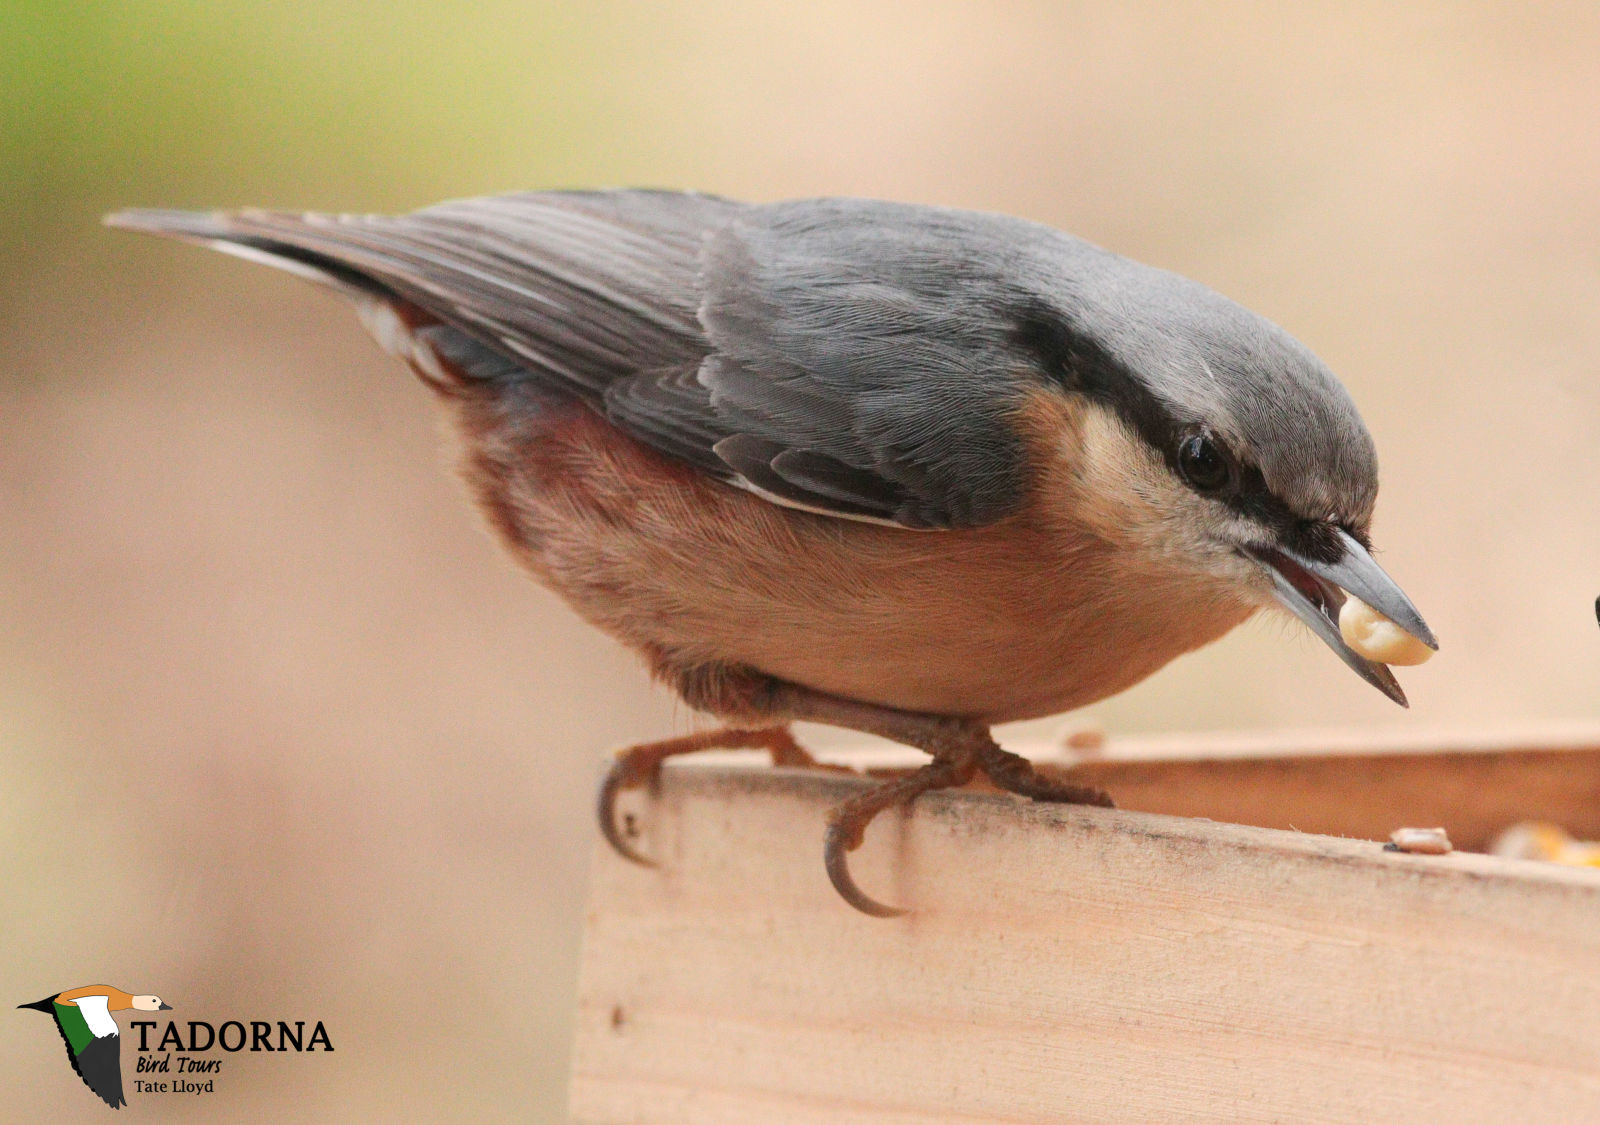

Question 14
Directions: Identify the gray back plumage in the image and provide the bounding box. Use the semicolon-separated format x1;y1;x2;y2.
107;191;1378;533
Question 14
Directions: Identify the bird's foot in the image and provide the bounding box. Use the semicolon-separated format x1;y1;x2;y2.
816;719;1112;916
823;749;979;917
632;666;1114;917
972;740;1115;807
598;724;825;865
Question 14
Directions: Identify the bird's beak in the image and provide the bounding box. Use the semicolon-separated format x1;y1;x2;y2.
159;1002;173;1010
1245;528;1435;707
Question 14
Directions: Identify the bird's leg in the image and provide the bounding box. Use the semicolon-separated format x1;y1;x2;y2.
635;665;1116;916
756;682;1115;916
598;725;813;866
763;727;823;769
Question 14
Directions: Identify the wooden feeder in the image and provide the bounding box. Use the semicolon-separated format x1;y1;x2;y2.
570;726;1600;1123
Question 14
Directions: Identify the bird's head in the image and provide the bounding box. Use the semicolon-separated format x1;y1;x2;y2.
1019;264;1434;704
131;995;173;1011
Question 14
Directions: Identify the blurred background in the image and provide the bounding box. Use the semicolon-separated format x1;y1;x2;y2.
5;2;1600;1120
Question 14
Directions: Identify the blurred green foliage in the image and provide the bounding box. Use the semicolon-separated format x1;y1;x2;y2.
0;1;642;248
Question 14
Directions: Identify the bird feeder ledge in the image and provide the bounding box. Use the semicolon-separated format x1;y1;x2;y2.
570;726;1600;1124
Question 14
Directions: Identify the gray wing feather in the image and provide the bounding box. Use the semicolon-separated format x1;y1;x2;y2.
111;192;1049;529
697;200;1037;527
213;193;719;399
602;365;729;474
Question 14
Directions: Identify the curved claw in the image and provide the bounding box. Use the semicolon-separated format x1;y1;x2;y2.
823;819;906;918
597;757;658;868
595;725;819;869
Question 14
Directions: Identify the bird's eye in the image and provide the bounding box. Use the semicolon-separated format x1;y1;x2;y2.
1177;433;1231;493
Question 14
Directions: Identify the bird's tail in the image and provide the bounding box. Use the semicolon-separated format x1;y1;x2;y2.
17;996;56;1012
105;208;527;392
105;209;387;300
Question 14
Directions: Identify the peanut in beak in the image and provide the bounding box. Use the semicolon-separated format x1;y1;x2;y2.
1338;596;1435;666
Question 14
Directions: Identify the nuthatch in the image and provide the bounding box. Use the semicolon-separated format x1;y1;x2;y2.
107;192;1435;916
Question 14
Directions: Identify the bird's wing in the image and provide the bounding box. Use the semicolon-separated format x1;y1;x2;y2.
687;198;1041;528
71;994;119;1038
50;997;126;1108
35;999;87;1084
108;192;1050;529
108;191;724;402
74;1031;126;1108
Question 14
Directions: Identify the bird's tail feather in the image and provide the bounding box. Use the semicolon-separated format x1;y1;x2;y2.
104;208;527;392
17;996;56;1012
105;209;388;299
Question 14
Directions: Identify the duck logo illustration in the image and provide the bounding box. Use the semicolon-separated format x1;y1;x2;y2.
20;985;171;1108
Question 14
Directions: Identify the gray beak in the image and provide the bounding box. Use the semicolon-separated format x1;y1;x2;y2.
1246;528;1435;707
159;1002;173;1010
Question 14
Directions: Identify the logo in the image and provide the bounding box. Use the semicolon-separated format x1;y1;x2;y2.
19;985;171;1109
21;984;335;1109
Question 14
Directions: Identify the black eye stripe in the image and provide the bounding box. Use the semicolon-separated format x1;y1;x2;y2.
1011;298;1359;551
1012;299;1187;477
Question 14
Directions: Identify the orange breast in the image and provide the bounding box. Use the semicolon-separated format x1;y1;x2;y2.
447;390;1254;723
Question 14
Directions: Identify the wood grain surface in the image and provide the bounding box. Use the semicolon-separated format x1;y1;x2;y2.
571;755;1600;1124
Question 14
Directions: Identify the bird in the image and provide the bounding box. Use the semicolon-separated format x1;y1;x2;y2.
106;191;1434;916
20;985;171;1108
